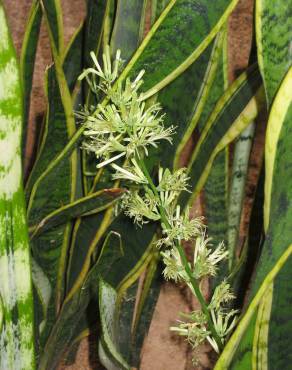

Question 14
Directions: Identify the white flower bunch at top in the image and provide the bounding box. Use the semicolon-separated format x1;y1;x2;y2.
77;47;175;169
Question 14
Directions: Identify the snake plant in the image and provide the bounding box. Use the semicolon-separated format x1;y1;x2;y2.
0;0;291;369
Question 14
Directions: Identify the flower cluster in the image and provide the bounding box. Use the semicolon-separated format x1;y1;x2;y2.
79;47;239;360
169;280;238;354
77;46;175;169
162;231;238;352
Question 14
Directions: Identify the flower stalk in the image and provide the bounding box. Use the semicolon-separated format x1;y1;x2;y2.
78;46;238;358
137;157;223;350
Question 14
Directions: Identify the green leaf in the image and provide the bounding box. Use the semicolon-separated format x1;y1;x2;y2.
38;231;124;369
31;258;52;336
128;254;161;366
99;279;131;370
128;0;239;95
111;0;148;58
84;0;108;62
81;0;111;195
41;0;64;55
153;0;171;18
25;2;81;346
0;295;3;332
228;67;292;370
256;0;292;106
0;3;36;368
214;244;292;369
228;122;255;269
173;30;226;167
196;27;229;286
62;23;83;92
29;188;124;238
179;65;265;207
20;0;42;159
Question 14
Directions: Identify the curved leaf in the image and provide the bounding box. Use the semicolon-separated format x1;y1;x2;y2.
99;279;130;370
179;66;264;207
30;189;124;238
31;258;52;335
38;231;124;369
129;0;239;94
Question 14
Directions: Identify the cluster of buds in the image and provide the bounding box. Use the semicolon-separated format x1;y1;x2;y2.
78;46;238;358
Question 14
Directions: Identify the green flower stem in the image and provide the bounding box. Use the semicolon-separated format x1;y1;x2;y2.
137;158;223;351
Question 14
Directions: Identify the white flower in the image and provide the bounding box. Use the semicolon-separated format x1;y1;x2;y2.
78;46;122;92
192;236;228;279
169;311;209;348
208;308;238;353
111;158;148;184
161;248;187;282
78;48;175;168
121;189;160;225
209;280;236;311
157;206;203;248
157;167;190;207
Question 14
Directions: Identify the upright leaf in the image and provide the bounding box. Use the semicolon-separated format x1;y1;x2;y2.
0;3;35;368
228;122;255;269
256;0;292;106
128;0;239;94
215;244;292;370
38;231;124;369
41;0;64;55
226;67;292;369
99;279;130;370
198;28;229;285
25;2;80;347
111;0;148;58
20;0;42;158
179;66;264;207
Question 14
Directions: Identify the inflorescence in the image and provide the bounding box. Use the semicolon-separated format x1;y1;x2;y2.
77;46;238;357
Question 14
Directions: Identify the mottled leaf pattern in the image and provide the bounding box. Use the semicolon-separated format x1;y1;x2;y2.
0;4;35;369
256;0;292;106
